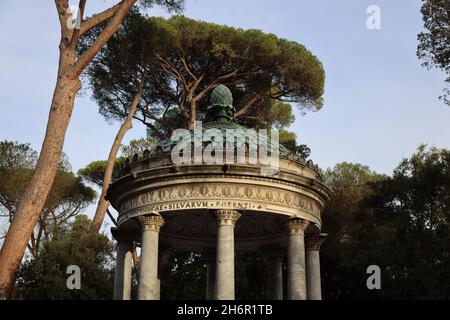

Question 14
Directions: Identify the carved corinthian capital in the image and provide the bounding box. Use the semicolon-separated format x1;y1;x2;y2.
215;209;241;226
305;233;327;251
286;218;310;235
138;214;165;232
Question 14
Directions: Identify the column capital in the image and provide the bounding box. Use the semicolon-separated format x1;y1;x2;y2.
215;209;241;226
138;214;165;232
286;218;310;235
305;233;327;251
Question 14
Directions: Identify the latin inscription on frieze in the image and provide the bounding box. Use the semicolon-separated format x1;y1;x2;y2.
118;183;320;218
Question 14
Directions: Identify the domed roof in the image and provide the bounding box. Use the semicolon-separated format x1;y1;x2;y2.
210;84;233;108
144;85;291;159
153;120;292;159
123;85;319;171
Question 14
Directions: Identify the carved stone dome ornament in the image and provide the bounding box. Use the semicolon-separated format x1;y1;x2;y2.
108;85;331;300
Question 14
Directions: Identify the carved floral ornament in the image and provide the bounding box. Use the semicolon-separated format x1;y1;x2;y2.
119;183;321;217
138;214;165;232
215;209;241;226
286;218;310;235
305;233;327;250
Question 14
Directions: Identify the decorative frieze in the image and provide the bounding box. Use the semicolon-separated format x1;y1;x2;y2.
118;183;321;219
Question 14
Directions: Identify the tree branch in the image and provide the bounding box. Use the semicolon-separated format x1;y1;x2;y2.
69;0;87;48
106;208;117;226
55;0;72;42
176;47;198;82
79;3;121;37
69;0;137;79
234;92;266;118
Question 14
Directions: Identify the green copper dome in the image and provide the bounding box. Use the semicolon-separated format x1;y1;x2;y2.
144;85;292;160
207;85;235;122
155;121;292;159
210;84;233;107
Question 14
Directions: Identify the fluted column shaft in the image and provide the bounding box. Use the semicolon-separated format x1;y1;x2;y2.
137;214;164;300
306;233;327;300
214;210;240;300
286;218;309;300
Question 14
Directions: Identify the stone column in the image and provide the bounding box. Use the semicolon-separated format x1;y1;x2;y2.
113;232;133;300
266;252;284;300
214;209;241;300
286;218;309;300
306;233;327;300
137;213;164;300
205;251;216;300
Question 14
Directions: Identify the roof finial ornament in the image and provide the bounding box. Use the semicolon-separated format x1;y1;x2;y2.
207;84;235;122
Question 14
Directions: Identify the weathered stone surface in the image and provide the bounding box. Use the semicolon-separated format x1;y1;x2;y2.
113;242;133;300
107;85;331;301
137;214;164;300
306;233;327;300
286;218;309;300
214;210;240;300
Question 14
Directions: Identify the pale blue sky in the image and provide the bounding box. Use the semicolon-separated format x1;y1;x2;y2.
1;1;449;224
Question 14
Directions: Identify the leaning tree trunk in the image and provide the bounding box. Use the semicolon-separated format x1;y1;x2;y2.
90;84;143;233
0;47;80;298
0;0;138;298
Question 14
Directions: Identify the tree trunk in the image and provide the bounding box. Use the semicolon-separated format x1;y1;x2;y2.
0;0;137;298
0;52;80;297
89;85;142;233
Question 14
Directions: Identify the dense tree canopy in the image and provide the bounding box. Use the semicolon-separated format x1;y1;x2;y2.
16;215;114;299
77;138;154;188
417;0;450;105
0;141;95;257
0;0;186;298
321;146;450;299
81;12;323;139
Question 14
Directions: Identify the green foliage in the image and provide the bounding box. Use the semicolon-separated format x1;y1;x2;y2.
120;138;156;159
321;146;450;299
78;138;154;187
16;215;115;299
367;145;450;298
0;140;37;169
417;0;450;105
320;162;383;299
235;253;268;300
78;158;125;188
0;141;96;255
81;12;324;139
159;251;269;300
268;101;295;129
160;251;207;299
278;130;297;153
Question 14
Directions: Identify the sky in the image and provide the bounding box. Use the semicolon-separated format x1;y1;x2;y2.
0;0;449;224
